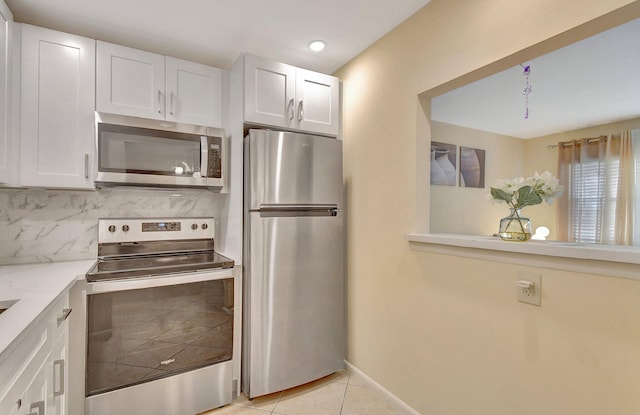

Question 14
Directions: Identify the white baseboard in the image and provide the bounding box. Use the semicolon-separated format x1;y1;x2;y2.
344;361;421;415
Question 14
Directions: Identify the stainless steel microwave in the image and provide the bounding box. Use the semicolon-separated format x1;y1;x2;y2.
95;115;225;190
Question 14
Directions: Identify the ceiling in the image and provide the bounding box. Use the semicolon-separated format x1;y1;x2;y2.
5;0;431;74
431;17;640;139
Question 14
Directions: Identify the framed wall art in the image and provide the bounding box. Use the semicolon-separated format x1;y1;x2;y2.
459;146;485;188
430;141;457;186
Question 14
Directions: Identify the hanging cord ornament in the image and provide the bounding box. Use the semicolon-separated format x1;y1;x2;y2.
521;64;532;119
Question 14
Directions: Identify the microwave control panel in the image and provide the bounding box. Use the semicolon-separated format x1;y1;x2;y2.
207;138;222;179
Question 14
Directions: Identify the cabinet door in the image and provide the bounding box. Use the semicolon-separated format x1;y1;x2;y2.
20;25;95;189
96;41;165;120
243;54;296;129
0;1;12;184
49;327;68;415
295;68;339;136
24;364;48;415
165;56;222;127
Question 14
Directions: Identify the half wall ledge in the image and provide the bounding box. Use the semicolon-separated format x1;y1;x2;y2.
407;233;640;281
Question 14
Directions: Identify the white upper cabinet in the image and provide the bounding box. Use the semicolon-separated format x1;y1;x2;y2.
96;41;164;120
97;41;223;127
0;0;12;184
243;54;339;136
165;56;223;127
244;55;296;128
20;24;95;189
295;68;339;136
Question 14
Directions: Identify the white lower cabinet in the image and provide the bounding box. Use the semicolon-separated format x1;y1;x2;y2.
19;358;48;415
0;292;71;415
19;24;96;189
49;326;68;415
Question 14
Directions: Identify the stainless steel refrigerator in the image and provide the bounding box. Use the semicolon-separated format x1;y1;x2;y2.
242;129;345;399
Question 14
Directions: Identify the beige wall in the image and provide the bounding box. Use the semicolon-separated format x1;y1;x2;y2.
430;122;526;236
335;1;640;414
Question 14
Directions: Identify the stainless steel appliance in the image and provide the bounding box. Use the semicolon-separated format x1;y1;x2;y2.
242;129;345;399
85;217;236;415
95;113;226;189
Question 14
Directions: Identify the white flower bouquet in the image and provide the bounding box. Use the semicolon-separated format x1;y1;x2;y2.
490;171;563;241
490;171;563;209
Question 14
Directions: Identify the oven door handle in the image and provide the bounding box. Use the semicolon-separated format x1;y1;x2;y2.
86;268;234;294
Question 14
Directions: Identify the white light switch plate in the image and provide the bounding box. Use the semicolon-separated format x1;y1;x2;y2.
517;271;541;306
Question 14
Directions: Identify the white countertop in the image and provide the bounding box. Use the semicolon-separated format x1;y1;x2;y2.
0;259;95;358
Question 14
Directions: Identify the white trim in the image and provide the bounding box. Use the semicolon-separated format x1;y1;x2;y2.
407;233;640;281
345;361;421;415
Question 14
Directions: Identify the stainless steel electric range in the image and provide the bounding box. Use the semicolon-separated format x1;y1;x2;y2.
85;217;236;415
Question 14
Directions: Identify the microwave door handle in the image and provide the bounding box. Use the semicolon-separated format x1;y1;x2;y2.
200;136;209;178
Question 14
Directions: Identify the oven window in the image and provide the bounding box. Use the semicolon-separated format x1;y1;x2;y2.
86;278;234;396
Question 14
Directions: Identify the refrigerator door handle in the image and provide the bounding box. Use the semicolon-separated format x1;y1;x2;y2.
257;204;340;217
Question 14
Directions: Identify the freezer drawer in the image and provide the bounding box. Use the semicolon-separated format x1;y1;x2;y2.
244;211;345;398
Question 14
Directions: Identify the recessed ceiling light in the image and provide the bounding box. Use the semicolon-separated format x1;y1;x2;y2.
309;40;326;52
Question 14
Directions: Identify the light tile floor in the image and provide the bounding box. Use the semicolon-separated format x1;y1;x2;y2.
202;370;400;415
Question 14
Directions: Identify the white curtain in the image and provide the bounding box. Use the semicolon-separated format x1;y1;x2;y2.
557;131;635;245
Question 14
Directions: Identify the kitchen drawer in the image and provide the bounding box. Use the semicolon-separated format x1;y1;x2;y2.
48;291;71;343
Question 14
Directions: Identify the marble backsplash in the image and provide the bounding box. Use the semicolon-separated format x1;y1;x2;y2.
0;187;226;264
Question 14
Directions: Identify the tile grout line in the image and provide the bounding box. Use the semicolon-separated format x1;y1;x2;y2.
269;391;284;414
338;373;351;415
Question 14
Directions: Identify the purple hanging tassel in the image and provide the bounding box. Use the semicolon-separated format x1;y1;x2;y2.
521;64;532;119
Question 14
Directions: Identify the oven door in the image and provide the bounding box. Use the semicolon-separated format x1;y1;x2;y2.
85;269;234;414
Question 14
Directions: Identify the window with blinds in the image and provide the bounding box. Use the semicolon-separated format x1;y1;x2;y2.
569;155;619;244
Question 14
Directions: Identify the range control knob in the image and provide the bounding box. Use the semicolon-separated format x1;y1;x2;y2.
122;225;130;232
201;223;209;230
108;225;116;233
191;223;198;230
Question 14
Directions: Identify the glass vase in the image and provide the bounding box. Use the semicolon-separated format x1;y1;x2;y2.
498;208;532;241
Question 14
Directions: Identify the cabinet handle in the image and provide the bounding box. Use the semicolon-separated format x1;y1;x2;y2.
27;401;44;415
57;308;72;325
170;92;175;116
16;398;21;410
53;359;65;397
297;100;304;122
288;98;294;121
84;154;89;179
157;90;163;114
